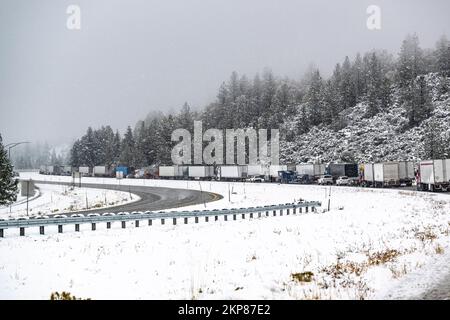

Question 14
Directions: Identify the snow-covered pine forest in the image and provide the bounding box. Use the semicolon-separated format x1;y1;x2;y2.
68;34;450;167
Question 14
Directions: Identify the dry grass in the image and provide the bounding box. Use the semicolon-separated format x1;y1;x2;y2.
50;291;90;300
367;249;401;266
291;271;314;283
435;244;445;254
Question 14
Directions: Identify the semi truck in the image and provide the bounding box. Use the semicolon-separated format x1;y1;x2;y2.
373;162;400;187
188;166;215;180
398;161;415;186
159;166;175;178
360;163;375;187
115;166;128;178
79;166;91;176
296;164;326;178
417;159;450;192
175;165;189;179
93;166;112;177
219;165;248;181
269;165;288;181
328;163;358;180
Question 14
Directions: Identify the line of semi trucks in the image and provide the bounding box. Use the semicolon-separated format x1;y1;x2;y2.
39;159;450;192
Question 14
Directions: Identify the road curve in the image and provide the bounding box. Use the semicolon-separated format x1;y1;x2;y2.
32;180;223;215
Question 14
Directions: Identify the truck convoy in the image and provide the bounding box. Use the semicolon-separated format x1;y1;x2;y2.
38;159;450;192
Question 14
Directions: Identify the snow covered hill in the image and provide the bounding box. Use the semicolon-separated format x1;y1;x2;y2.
281;73;450;164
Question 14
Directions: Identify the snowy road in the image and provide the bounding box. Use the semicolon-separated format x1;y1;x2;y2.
30;180;222;215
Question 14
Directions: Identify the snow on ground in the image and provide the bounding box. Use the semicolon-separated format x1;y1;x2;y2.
0;182;140;218
0;172;449;299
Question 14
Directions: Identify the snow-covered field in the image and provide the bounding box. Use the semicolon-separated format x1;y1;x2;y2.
0;172;449;299
0;182;139;218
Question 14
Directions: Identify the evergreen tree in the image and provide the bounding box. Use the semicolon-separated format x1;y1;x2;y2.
134;121;148;168
434;35;450;76
112;130;121;164
406;75;433;126
120;126;135;166
397;33;425;87
340;56;356;109
0;134;19;206
422;120;445;159
352;53;366;102
366;52;383;117
305;70;323;126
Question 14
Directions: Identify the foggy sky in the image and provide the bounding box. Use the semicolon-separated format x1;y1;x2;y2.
1;0;449;146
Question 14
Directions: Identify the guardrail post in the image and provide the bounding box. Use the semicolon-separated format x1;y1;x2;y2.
205;216;209;222
258;212;261;218
293;207;296;214
273;210;276;216
148;220;152;226
20;227;25;236
215;216;218;221
58;225;63;233
40;226;45;235
91;223;96;231
306;207;309;213
233;214;236;220
250;212;253;219
0;229;3;238
266;211;269;217
195;217;199;223
280;209;283;216
122;221;126;228
299;207;302;213
161;218;165;225
224;215;227;221
287;208;290;215
173;218;177;225
184;217;188;224
75;224;80;232
107;222;111;229
241;213;245;219
135;220;140;227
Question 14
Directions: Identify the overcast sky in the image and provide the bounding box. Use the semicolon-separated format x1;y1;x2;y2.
1;0;449;146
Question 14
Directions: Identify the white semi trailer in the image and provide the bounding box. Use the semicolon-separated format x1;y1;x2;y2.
361;163;375;187
188;166;215;180
374;162;400;187
398;161;415;186
93;166;112;177
417;160;450;192
219;165;248;181
159;166;175;178
295;164;326;178
79;166;91;176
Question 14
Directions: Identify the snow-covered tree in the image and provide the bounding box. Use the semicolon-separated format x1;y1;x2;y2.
0;134;18;206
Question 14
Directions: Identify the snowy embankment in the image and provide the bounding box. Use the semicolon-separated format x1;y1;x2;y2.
0;181;140;218
0;173;449;299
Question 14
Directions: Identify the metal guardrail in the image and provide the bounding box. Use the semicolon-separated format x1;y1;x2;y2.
0;201;321;237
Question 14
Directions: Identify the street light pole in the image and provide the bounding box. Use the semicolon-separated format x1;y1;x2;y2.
5;141;31;160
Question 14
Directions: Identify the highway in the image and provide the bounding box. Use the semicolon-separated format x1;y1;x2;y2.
32;180;223;215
